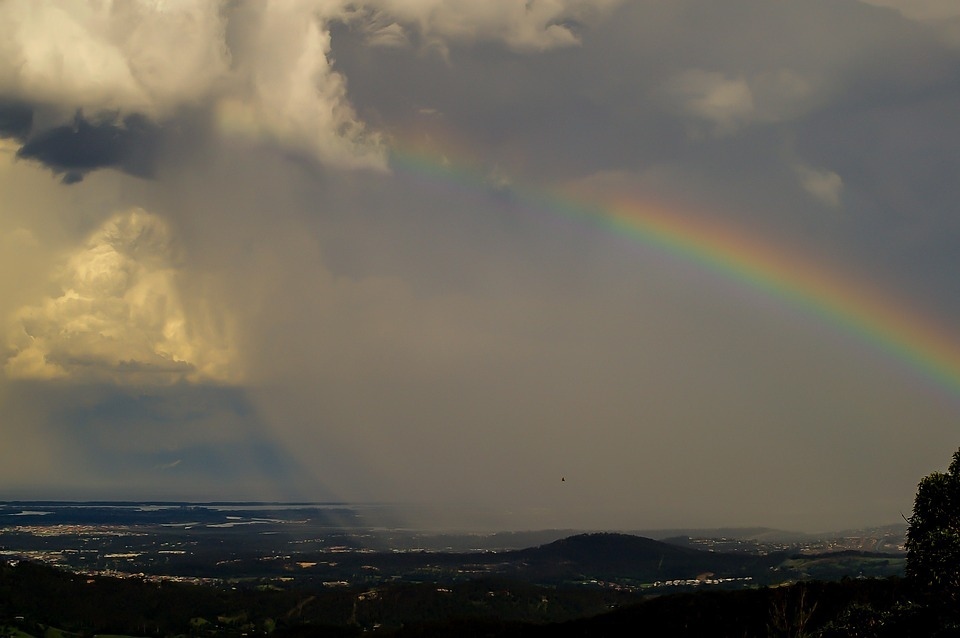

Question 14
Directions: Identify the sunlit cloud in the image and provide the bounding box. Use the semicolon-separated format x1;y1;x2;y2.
0;0;228;117
5;209;236;385
0;1;620;173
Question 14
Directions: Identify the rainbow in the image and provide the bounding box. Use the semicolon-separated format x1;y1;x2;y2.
389;145;960;402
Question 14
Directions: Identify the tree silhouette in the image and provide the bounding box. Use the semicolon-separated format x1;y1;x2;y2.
905;447;960;601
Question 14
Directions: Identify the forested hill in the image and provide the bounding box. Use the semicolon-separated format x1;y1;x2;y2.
509;532;774;581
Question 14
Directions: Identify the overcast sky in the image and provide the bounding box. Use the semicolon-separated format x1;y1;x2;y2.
2;0;960;533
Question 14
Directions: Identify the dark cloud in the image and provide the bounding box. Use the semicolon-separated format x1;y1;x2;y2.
0;101;33;141
16;112;161;183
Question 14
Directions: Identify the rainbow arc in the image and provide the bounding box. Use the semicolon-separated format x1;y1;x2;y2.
390;145;960;401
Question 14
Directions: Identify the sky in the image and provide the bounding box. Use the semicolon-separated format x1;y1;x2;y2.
2;0;960;533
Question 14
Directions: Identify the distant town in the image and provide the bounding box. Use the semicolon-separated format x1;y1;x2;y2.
0;502;922;636
0;502;906;592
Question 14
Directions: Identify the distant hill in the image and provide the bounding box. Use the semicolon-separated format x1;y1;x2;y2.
637;527;815;543
506;532;773;583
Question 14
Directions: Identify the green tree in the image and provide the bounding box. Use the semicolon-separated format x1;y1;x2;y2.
905;447;960;601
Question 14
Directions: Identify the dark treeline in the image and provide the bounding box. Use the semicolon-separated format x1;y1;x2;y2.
1;560;958;637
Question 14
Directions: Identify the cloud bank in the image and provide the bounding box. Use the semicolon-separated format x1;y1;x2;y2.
0;0;619;177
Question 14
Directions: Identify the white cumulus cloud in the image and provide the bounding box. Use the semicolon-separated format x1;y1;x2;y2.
0;0;619;171
0;0;229;117
795;163;844;209
5;208;236;385
664;70;756;136
664;69;825;137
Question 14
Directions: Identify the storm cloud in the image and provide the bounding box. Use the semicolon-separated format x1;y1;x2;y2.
16;112;160;182
1;1;959;532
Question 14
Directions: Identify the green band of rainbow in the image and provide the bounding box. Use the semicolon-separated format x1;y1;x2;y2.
390;146;960;403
